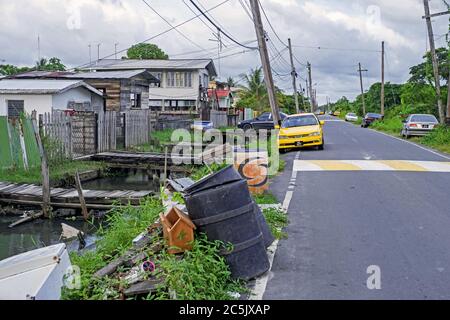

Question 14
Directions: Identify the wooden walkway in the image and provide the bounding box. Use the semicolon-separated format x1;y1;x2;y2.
0;182;154;209
91;145;232;169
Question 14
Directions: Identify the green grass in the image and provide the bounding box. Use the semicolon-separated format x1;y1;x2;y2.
254;192;278;205
62;197;245;300
370;117;403;135
420;126;450;154
0;161;105;185
263;207;289;240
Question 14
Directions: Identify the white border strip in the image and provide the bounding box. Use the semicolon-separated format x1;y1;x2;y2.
368;128;450;161
249;151;300;300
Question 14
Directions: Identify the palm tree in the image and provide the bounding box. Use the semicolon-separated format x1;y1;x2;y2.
35;58;48;71
226;76;236;89
238;68;268;112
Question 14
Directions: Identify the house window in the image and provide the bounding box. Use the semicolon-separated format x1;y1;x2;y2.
131;93;142;109
167;72;192;88
7;100;24;118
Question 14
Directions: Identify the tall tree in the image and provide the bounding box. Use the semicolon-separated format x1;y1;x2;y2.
126;43;169;60
35;57;66;71
237;68;268;112
226;77;236;89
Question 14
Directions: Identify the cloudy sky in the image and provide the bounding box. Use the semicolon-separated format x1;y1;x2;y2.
0;0;448;104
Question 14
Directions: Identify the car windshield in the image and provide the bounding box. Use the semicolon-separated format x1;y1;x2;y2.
282;115;318;128
367;113;382;118
411;115;438;123
348;113;356;116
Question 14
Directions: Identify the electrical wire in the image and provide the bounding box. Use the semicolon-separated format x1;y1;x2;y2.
188;0;258;50
70;0;231;71
141;0;206;51
257;0;288;48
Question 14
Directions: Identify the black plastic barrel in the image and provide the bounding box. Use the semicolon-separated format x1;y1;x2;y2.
185;179;270;280
184;165;243;195
253;202;275;248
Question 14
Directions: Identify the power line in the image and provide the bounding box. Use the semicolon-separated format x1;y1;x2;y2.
257;0;288;48
292;45;381;53
70;0;231;71
141;0;206;51
188;0;258;50
239;0;254;21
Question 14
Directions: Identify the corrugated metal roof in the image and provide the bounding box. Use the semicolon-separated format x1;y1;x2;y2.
0;79;103;96
85;59;217;76
66;69;159;81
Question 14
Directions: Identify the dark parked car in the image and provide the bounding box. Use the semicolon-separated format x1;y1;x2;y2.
238;112;288;130
361;113;383;128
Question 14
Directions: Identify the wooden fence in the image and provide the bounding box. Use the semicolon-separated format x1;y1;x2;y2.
210;110;239;128
124;109;151;149
97;111;117;152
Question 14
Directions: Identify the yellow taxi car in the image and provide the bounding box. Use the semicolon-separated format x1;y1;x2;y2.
278;113;325;151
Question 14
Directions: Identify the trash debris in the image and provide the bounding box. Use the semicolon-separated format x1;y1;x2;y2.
184;165;270;280
61;223;84;240
160;207;196;254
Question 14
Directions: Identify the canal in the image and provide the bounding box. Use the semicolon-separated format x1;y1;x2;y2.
0;169;161;260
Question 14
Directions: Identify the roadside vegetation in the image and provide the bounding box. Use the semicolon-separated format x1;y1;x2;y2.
329;47;450;155
0;160;105;185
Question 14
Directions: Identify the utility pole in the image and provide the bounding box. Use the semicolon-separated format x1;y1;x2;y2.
88;44;92;71
423;0;446;124
381;41;385;116
288;38;300;114
299;82;305;112
307;62;314;113
358;62;368;115
115;43;119;60
249;0;281;125
37;35;41;62
97;43;101;62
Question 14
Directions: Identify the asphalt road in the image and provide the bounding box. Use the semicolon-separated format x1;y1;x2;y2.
264;116;450;300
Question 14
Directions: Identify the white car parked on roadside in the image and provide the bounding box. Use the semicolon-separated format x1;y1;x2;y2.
345;113;358;122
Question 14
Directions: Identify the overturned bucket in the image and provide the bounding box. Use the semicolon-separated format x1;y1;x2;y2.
185;179;270;280
184;165;242;195
253;202;275;248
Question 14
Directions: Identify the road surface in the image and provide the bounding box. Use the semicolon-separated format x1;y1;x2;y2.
264;116;450;300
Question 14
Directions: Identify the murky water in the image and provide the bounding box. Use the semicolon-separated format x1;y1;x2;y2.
82;169;161;192
0;215;99;261
0;169;160;261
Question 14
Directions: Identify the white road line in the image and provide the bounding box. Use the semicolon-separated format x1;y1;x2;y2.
249;239;279;300
369;128;450;161
250;151;300;300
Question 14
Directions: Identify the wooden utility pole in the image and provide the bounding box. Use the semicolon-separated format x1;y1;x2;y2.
423;0;446;124
381;41;385;116
249;0;281;126
307;62;314;113
31;111;51;218
288;38;300;114
358;62;368;115
75;171;89;220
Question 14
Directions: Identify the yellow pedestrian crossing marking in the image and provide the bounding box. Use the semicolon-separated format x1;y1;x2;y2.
294;160;450;172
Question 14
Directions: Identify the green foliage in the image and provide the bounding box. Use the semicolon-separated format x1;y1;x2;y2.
0;161;105;184
408;47;449;87
237;68;268;112
254;192;278;205
126;43;169;60
370;117;403;135
62;198;164;300
63;198;246;300
157;235;245;300
263;207;289;240
421;126;450;154
0;64;31;76
36;57;66;71
190;163;228;181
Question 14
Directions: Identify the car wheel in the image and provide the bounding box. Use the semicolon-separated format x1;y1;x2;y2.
318;139;324;150
243;124;252;131
404;130;410;139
